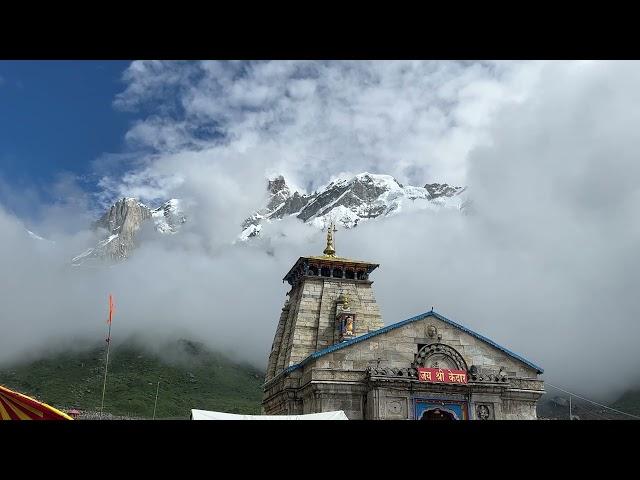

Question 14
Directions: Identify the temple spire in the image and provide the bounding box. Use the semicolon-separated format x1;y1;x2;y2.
323;221;337;257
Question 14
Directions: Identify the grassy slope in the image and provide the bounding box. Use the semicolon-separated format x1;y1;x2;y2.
9;339;636;420
0;340;265;419
611;390;640;416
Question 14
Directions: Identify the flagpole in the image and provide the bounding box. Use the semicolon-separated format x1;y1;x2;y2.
100;295;114;419
152;380;160;420
100;320;112;419
332;221;337;254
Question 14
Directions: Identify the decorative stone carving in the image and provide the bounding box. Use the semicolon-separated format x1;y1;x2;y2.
386;399;407;417
413;343;468;371
339;292;350;310
467;365;509;384
508;378;545;391
367;366;418;378
426;324;438;338
336;293;355;341
476;404;492;420
343;315;354;337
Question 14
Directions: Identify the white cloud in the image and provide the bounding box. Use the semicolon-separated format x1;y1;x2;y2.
107;61;542;196
2;61;640;403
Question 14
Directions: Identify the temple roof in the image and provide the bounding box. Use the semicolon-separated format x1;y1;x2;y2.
273;310;544;380
305;255;377;264
283;255;379;284
283;222;379;283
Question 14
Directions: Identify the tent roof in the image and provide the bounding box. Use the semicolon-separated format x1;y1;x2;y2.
0;384;73;420
191;409;348;420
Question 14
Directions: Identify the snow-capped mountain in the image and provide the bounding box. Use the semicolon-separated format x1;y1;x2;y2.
72;172;466;264
239;173;466;240
152;199;185;234
72;197;186;265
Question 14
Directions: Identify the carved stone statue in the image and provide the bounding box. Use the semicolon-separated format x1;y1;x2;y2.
427;325;437;338
344;315;354;336
341;293;350;310
477;404;490;420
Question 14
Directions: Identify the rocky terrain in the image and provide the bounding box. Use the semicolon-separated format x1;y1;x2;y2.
240;173;467;240
71;198;186;265
67;172;467;265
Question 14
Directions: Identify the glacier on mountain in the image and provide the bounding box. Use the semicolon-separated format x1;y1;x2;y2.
71;197;186;266
72;172;466;264
239;172;466;240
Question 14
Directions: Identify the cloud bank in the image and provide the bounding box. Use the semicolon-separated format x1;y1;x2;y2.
1;60;639;402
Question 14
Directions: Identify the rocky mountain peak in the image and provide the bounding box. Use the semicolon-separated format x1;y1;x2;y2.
152;199;186;234
239;172;467;240
95;197;152;239
267;175;288;195
424;183;465;199
72;198;186;266
72;172;467;264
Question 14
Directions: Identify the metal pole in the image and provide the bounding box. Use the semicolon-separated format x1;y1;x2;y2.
333;221;337;254
152;380;160;420
569;394;572;420
100;321;112;419
546;382;640;419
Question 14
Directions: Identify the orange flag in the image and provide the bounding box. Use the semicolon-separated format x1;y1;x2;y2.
108;294;115;325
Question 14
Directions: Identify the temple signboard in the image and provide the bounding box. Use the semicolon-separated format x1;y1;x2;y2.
417;367;467;384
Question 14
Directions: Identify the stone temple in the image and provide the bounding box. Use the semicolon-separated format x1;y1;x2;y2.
263;225;545;420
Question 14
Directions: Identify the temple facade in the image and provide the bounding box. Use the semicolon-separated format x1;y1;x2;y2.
263;225;545;420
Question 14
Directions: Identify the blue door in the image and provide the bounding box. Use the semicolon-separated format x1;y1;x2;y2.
414;398;468;420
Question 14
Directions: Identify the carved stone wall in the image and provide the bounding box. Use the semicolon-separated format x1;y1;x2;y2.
265;276;383;381
264;310;544;419
312;315;539;379
300;382;368;419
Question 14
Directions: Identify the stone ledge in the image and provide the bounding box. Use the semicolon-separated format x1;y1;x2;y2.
508;378;545;391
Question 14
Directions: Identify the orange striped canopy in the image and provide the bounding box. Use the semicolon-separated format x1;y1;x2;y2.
0;384;73;420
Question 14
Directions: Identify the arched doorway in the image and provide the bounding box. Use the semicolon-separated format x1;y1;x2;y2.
420;408;457;420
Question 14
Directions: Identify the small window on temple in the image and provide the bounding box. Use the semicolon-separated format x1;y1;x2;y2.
309;266;318;276
333;268;342;278
345;269;355;279
321;267;331;277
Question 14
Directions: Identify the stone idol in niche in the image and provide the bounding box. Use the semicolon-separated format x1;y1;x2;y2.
337;292;356;341
343;315;354;337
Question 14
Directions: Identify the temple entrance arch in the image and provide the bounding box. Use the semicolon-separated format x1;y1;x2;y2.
413;343;468;371
420;408;457;420
414;399;468;420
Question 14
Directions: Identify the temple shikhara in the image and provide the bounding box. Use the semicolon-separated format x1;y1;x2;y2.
263;224;545;420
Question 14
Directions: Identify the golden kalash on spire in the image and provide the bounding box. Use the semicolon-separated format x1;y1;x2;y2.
323;221;337;257
280;219;379;291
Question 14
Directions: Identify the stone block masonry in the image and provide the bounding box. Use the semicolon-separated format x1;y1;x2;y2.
263;239;544;419
266;273;384;381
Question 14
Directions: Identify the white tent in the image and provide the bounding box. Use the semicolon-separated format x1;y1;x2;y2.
190;409;348;420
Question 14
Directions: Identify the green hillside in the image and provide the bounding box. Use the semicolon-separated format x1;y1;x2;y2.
0;339;265;419
611;390;640;417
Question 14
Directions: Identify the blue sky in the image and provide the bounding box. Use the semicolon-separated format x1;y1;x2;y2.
1;61;639;399
0;60;493;219
0;60;134;214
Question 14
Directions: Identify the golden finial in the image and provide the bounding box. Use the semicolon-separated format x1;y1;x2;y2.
323;221;336;257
